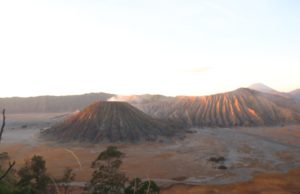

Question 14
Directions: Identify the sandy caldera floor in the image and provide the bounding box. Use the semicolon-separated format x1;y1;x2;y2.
161;167;300;194
0;125;300;190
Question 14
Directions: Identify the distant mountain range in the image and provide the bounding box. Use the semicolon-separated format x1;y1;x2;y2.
1;83;300;130
0;93;114;114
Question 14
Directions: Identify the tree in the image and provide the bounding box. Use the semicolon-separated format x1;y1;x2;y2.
125;178;160;194
0;109;6;142
0;170;18;194
0;109;16;181
89;146;127;194
17;155;50;194
0;109;18;194
60;167;76;194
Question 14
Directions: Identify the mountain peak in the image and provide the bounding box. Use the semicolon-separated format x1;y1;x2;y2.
248;83;279;94
290;89;300;100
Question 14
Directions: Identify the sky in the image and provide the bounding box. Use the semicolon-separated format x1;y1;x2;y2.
0;0;300;97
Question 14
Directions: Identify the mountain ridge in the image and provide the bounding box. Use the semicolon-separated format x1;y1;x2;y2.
121;88;300;128
0;92;114;114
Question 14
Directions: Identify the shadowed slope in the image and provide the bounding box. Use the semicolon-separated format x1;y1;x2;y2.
127;88;300;128
42;101;177;142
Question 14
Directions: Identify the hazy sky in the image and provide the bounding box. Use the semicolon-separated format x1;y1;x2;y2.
0;0;300;97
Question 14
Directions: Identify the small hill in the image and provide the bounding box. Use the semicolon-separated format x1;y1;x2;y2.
125;88;300;127
42;101;178;142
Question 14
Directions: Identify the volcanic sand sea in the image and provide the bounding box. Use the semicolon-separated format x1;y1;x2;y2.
0;125;300;193
161;167;300;194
